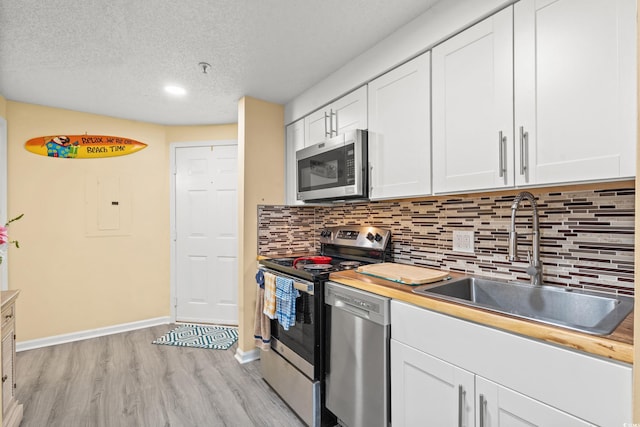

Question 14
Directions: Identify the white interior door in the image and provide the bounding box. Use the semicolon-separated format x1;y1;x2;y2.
175;144;238;325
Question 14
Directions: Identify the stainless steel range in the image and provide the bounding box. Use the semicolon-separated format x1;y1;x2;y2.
258;225;391;427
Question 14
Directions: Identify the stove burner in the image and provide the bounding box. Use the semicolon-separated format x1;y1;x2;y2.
303;264;333;272
339;261;362;270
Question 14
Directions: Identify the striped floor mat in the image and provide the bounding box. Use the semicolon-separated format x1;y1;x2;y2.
152;324;238;350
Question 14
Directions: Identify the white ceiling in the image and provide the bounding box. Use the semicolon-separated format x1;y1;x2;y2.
0;0;440;126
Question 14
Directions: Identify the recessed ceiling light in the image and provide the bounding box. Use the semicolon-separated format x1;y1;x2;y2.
164;85;186;96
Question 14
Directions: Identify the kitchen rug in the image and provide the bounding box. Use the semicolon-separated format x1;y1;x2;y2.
152;324;238;350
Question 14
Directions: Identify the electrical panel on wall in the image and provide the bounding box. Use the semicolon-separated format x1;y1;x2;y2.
85;174;132;236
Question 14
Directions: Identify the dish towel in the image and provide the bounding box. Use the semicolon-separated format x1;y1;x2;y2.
263;272;277;319
275;276;298;331
254;273;271;350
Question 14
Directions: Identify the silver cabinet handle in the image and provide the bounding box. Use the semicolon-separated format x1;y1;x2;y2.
458;385;465;427
331;110;338;137
519;126;529;180
324;112;331;137
498;131;507;178
479;394;487;427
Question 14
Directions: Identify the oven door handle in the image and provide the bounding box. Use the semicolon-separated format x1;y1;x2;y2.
293;281;314;294
259;267;315;295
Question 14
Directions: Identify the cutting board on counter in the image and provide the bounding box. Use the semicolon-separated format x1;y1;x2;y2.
356;262;449;285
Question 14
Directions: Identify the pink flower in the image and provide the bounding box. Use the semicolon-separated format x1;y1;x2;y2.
0;226;7;245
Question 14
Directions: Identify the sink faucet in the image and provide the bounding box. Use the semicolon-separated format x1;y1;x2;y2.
508;191;542;286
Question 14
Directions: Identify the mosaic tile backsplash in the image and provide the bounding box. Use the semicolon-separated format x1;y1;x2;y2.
258;186;635;296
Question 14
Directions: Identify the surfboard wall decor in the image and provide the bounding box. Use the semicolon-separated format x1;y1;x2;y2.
25;135;148;159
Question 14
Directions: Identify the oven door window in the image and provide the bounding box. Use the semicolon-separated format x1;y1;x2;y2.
298;144;353;192
273;291;315;365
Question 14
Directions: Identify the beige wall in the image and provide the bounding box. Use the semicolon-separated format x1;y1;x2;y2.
166;124;237;143
5;101;237;342
237;96;284;353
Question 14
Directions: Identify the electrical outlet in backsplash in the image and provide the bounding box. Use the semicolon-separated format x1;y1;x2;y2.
258;186;635;296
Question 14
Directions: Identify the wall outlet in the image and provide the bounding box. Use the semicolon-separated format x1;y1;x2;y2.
452;230;475;254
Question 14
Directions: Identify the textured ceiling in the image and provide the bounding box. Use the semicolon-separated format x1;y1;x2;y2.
0;0;439;125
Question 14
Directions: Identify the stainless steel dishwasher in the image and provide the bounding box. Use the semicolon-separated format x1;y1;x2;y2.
324;281;390;427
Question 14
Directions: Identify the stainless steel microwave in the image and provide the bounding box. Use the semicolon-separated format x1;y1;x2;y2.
296;129;368;202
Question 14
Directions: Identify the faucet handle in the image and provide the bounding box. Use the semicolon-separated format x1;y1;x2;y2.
526;264;541;276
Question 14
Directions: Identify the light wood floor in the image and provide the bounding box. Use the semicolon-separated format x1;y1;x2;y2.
16;324;305;427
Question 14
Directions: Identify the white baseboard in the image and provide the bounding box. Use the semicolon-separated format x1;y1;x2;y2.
16;316;171;352
235;347;260;364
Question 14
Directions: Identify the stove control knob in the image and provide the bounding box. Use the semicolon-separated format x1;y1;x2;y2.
374;233;383;242
366;232;375;241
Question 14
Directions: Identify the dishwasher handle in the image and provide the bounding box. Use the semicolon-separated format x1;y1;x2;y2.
325;282;390;326
333;299;372;320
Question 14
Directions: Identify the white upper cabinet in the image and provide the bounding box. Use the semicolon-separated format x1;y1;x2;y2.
305;86;368;146
432;7;514;194
368;52;431;200
514;0;637;185
285;119;305;205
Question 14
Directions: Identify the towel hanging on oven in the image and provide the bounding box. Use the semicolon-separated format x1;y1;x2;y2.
263;272;277;319
253;276;271;351
275;276;298;330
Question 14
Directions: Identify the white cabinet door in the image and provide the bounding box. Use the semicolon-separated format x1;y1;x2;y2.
432;7;514;194
304;86;367;146
305;109;329;146
476;377;594;427
285;119;305;205
391;339;475;427
514;0;637;185
332;85;367;135
368;52;431;200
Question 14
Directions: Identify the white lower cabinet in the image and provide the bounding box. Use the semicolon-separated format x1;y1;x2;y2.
392;339;592;426
476;377;591;427
391;339;474;427
390;300;632;427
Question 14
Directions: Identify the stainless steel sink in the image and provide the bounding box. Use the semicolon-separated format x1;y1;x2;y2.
412;277;634;335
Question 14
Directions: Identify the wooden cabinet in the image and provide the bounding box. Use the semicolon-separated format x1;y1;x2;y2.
514;0;636;185
432;7;514;194
368;52;431;200
285;119;305;205
304;86;367;146
391;300;632;426
432;0;636;194
1;291;22;427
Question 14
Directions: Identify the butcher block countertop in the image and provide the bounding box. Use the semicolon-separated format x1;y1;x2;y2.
329;269;633;364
